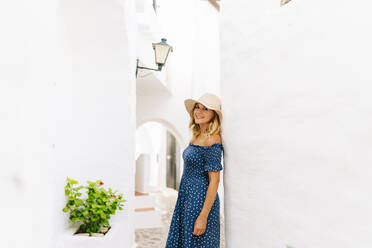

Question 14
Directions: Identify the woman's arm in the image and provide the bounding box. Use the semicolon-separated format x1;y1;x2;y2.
193;171;220;236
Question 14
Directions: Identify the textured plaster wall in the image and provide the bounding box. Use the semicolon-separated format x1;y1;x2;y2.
0;0;136;247
54;0;136;247
0;1;58;247
221;1;372;247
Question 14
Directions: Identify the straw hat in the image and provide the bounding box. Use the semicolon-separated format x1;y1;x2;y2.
184;93;222;123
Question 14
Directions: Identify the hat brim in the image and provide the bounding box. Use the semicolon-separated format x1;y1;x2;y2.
184;98;223;122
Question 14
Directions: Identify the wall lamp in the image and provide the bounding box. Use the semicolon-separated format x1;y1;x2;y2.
136;38;173;78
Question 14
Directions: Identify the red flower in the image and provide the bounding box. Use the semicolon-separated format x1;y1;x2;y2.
99;181;104;185
112;194;116;198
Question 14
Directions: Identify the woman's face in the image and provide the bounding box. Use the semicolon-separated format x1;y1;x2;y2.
193;103;215;124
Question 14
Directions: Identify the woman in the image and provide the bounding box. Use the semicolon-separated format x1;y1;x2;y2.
165;93;224;248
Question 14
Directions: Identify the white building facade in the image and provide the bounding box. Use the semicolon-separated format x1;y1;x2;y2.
221;0;372;247
0;0;221;247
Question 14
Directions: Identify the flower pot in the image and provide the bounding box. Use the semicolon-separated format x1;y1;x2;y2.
73;225;111;237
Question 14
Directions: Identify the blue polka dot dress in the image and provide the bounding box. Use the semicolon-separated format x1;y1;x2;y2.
165;142;224;248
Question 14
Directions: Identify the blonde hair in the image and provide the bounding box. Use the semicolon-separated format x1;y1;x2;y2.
188;103;222;143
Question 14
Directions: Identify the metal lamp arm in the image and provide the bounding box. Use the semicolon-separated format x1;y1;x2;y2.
136;59;163;77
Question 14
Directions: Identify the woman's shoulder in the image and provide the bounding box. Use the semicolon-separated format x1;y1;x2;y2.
189;134;222;149
208;134;222;146
205;135;223;151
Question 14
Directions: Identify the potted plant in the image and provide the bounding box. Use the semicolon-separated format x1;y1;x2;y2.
62;177;126;236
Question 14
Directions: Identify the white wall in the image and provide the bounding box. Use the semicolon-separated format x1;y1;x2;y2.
192;0;220;95
0;1;58;248
54;0;136;247
136;122;165;188
221;0;372;247
0;0;137;247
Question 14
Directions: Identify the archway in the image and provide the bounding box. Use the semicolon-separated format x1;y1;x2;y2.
134;119;184;247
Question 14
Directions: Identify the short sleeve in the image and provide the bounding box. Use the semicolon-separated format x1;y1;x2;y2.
204;144;224;172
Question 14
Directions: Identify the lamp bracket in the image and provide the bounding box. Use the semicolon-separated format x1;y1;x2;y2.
136;59;163;78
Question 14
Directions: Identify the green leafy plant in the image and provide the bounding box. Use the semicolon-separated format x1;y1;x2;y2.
62;177;126;236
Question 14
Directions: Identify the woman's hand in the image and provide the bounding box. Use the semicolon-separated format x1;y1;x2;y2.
193;215;207;236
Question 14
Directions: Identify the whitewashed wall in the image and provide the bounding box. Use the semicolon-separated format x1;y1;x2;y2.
192;0;220;95
221;0;372;247
0;0;136;248
54;0;136;247
0;1;58;248
136;122;167;188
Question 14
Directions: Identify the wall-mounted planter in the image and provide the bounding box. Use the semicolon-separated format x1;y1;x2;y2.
73;225;111;237
56;223;137;248
62;178;126;239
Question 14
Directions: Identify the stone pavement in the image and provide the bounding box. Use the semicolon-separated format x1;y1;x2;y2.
135;187;225;248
